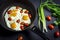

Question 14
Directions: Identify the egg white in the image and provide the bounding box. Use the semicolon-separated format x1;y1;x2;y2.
21;13;31;24
4;6;31;31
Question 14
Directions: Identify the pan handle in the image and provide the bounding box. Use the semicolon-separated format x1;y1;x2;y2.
30;26;49;40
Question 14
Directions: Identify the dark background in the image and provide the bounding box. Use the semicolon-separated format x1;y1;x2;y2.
0;0;60;40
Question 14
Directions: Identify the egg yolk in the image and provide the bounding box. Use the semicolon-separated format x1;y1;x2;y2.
10;22;16;29
9;10;17;17
22;15;29;20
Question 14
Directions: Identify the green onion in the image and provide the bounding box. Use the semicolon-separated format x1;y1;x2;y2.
38;4;47;32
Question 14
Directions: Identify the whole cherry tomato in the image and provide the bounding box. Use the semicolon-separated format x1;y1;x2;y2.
46;16;51;21
54;31;60;37
18;35;23;40
48;24;54;30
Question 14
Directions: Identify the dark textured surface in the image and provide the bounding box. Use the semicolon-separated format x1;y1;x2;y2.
0;0;60;40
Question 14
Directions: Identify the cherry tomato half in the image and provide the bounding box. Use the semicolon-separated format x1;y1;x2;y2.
28;14;32;18
16;19;20;23
24;10;29;13
24;23;29;27
20;25;24;30
20;22;25;25
8;17;12;21
7;10;12;14
16;6;20;9
20;10;23;13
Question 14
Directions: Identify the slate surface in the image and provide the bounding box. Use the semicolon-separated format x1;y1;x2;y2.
0;0;60;40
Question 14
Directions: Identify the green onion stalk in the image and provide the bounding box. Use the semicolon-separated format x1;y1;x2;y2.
38;4;48;32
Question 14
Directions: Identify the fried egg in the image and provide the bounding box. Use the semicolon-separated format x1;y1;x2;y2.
4;6;31;31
